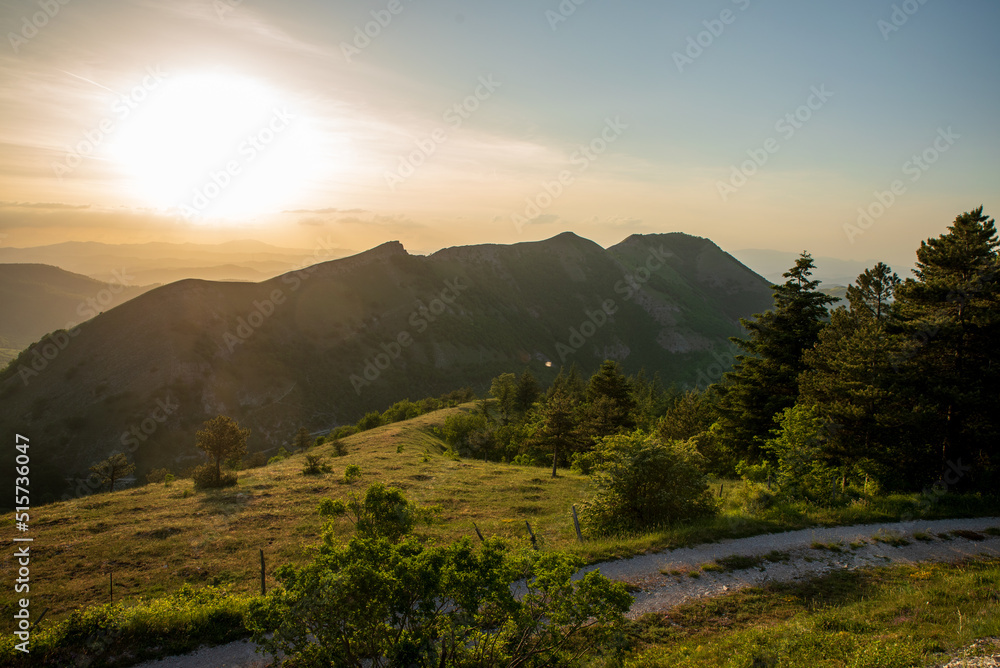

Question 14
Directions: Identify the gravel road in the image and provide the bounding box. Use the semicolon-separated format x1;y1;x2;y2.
132;516;1000;668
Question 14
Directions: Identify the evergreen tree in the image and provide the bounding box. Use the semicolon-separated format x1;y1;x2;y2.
89;453;135;493
581;360;635;437
537;388;578;477
893;206;1000;485
196;415;251;486
715;252;836;462
514;369;541;414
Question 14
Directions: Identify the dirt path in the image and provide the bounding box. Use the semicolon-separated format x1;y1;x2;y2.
131;516;1000;668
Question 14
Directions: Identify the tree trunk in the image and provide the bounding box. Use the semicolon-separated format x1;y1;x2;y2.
552;443;558;478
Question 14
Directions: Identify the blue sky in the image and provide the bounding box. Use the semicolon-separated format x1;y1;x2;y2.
0;0;997;268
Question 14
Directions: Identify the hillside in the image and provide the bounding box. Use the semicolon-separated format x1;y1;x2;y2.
0;264;155;364
0;232;774;504
0;406;595;622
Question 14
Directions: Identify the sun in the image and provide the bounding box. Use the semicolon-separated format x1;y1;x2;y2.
109;71;324;220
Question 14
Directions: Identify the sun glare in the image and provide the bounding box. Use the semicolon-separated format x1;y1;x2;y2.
109;71;326;221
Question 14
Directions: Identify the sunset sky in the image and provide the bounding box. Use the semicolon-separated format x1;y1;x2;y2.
0;0;998;266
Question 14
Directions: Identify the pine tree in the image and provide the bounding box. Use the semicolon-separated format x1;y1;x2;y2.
89;453;136;493
893;206;1000;485
799;263;918;487
715;252;836;462
537;388;578;477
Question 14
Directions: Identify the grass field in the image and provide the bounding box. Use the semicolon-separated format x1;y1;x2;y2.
618;557;1000;667
2;403;998;628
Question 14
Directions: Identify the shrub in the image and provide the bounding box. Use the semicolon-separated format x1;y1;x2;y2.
382;399;422;424
242;451;268;469
343;464;361;483
766;404;844;505
145;467;172;484
580;431;717;535
302;454;331;475
249;485;630;667
192;463;237;490
356;411;383;432
163;473;175;487
333;440;349;457
329;425;358;440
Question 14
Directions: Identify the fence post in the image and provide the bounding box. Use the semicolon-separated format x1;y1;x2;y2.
525;521;538;550
571;505;583;543
109;571;113;604
260;549;266;596
473;522;485;542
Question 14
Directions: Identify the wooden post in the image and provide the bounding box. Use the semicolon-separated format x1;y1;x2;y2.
260;549;266;596
109;571;113;604
525;521;538;550
719;483;724;498
473;522;485;542
571;505;583;543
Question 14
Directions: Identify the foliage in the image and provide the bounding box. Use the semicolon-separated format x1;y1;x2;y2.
343;463;361;483
145;467;172;485
764;404;845;505
302;454;331;475
89;453;135;492
580;431;717;535
195;415;250;488
317;482;435;543
356;411;384;432
715;252;836;463
293;426;312;451
249;484;631;667
192;463;237;489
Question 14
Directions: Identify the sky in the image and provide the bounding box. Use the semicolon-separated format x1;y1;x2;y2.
0;0;998;268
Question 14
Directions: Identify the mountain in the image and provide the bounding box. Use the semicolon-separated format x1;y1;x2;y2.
0;240;352;284
0;264;155;364
0;232;773;504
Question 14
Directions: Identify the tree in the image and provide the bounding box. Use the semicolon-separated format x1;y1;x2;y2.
89;453;135;493
581;360;635;437
893;206;1000;486
514;369;540;414
293;426;312;451
489;373;518;425
195;415;250;487
249;485;630;667
799;263;917;488
537;387;579;477
580;431;716;535
715;252;836;462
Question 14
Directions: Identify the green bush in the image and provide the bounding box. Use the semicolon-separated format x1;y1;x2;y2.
356;411;384;432
192;463;237;490
343;464;361;483
145;467;172;484
333;440;349;457
303;454;332;475
242;451;268;469
580;431;717;535
249;484;630;667
766;404;845;505
329;424;358;440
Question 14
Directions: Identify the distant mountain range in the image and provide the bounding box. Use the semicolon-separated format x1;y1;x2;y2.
0;264;155;365
0;240;352;285
729;248;910;286
0;232;773;504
